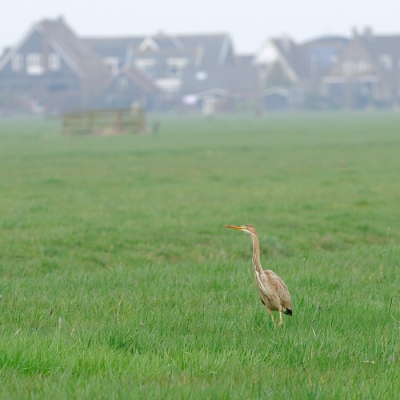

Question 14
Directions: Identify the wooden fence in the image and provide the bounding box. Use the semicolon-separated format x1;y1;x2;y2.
61;107;148;136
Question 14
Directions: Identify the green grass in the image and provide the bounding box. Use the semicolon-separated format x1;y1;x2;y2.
0;113;400;398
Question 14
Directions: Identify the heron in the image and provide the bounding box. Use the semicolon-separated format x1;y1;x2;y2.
224;224;292;326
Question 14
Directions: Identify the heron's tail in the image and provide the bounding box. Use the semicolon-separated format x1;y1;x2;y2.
283;308;292;316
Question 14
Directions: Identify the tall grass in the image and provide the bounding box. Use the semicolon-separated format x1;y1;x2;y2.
0;113;399;398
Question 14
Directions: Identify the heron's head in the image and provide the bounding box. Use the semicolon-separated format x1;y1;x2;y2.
224;224;256;235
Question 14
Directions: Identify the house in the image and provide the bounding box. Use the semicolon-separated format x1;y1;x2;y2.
253;35;348;109
323;28;400;108
0;17;109;113
262;87;291;111
183;87;235;115
103;66;159;110
84;32;258;111
0;17;259;114
181;53;259;110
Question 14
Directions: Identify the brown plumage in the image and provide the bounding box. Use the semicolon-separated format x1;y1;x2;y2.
225;224;292;326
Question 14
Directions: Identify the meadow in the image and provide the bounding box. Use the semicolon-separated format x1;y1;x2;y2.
0;113;399;399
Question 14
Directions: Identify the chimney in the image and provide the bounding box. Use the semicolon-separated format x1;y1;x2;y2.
282;35;292;53
351;27;359;38
364;26;373;40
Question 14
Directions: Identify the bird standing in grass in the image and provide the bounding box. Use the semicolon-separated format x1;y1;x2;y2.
225;224;292;326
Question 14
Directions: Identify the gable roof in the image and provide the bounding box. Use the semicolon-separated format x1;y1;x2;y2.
292;36;349;78
139;34;184;51
83;32;234;69
253;37;298;82
195;87;233;98
128;46;201;80
361;34;400;63
105;66;159;94
0;17;107;78
325;32;400;80
254;35;349;82
176;33;235;66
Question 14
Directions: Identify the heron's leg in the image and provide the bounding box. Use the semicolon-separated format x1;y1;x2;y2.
278;311;284;326
266;308;276;327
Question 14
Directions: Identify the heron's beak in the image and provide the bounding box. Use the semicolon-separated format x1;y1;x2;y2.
224;225;243;230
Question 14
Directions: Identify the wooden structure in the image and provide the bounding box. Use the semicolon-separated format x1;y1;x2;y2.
61;107;148;136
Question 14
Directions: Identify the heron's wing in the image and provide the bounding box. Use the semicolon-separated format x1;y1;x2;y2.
264;270;292;310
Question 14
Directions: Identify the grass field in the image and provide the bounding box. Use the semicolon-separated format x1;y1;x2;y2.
0;113;400;399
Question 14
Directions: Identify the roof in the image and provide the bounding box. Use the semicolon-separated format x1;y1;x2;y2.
362;34;400;59
325;32;400;79
83;37;144;65
180;53;258;96
276;36;349;79
263;86;290;97
195;87;233;98
254;35;349;82
41;18;107;77
176;33;234;65
105;66;159;94
83;32;234;68
0;17;107;78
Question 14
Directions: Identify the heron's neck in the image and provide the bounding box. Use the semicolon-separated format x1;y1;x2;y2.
250;233;264;276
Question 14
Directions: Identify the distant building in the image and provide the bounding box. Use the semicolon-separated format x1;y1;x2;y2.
103;67;159;110
0;17;108;113
84;33;258;112
253;35;349;110
323;28;400;109
0;17;259;114
3;17;397;113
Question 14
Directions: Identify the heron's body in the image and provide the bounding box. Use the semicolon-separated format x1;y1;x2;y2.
225;224;292;326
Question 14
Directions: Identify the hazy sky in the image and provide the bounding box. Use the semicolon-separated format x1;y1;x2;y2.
2;0;400;54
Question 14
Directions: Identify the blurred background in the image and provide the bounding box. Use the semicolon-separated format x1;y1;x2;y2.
1;5;400;396
1;0;400;116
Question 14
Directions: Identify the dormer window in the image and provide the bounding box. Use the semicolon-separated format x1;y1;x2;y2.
26;53;43;75
342;60;354;75
12;54;23;72
157;78;181;98
118;77;129;89
379;55;392;70
166;58;188;77
134;58;155;76
358;60;369;72
48;53;60;71
104;57;119;76
138;37;159;52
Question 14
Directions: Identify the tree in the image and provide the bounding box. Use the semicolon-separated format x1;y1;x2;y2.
264;61;293;89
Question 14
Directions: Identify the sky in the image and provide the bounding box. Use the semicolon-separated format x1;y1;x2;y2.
2;0;400;54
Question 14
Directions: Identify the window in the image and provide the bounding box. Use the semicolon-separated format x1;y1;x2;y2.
342;60;354;75
134;58;156;76
12;54;23;72
104;57;119;76
379;55;392;70
308;47;337;69
161;86;179;96
166;58;188;77
167;63;180;77
157;78;181;98
26;53;43;75
118;77;129;89
358;60;368;72
48;53;60;71
195;71;208;81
